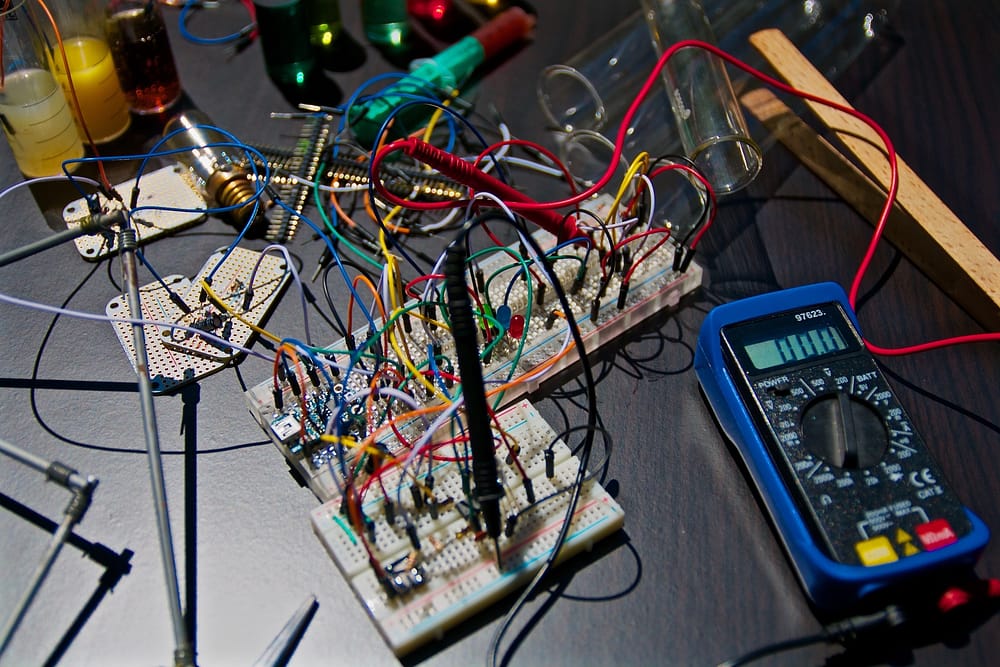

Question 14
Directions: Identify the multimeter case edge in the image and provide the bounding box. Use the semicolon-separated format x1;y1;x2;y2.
693;282;990;610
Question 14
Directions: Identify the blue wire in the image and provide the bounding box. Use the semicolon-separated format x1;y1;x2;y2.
138;123;269;282
281;338;338;394
323;74;449;233
135;249;178;294
178;1;253;45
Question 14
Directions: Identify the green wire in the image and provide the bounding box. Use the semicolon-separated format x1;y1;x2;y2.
312;160;383;270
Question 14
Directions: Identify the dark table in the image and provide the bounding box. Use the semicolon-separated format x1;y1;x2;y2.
1;2;997;666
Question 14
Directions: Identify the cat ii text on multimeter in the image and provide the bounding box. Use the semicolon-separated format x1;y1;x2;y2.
694;282;989;610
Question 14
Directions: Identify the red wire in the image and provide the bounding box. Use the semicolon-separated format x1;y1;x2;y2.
404;273;444;299
372;40;997;355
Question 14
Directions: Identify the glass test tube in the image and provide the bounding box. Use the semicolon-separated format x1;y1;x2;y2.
640;0;762;194
1;0;85;177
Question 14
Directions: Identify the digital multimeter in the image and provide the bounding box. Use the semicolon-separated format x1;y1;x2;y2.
694;282;990;610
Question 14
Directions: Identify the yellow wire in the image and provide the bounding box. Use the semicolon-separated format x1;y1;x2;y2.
606;152;650;244
199;279;281;343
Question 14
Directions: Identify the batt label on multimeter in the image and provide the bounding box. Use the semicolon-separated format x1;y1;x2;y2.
694;282;989;610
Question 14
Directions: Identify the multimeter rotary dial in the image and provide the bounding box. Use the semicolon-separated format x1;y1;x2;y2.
801;391;888;469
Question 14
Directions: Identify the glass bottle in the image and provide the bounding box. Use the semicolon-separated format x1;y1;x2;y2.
361;0;410;48
1;0;85;177
36;0;131;142
253;0;316;88
104;0;181;114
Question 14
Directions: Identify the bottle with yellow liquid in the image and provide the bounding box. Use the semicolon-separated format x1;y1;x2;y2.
37;0;131;143
1;1;84;177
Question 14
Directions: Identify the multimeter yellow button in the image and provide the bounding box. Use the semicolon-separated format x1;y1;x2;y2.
855;536;899;566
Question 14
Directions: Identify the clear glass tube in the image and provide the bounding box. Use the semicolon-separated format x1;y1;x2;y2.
640;0;762;194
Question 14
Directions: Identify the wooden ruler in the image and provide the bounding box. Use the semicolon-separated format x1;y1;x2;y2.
742;28;1000;330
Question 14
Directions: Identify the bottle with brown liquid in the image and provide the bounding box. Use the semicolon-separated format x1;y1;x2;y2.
105;0;181;114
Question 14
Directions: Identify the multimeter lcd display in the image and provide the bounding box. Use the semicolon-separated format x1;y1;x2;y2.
743;325;849;370
724;302;862;374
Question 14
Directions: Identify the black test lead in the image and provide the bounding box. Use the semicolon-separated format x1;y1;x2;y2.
443;242;504;569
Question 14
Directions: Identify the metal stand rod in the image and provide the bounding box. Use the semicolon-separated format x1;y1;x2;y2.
0;439;90;491
0;438;97;659
0;514;76;656
118;226;195;667
0;212;122;269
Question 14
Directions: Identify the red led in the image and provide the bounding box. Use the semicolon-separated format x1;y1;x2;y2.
508;315;525;339
408;0;452;21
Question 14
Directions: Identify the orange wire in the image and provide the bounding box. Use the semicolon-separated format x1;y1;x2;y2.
329;182;359;228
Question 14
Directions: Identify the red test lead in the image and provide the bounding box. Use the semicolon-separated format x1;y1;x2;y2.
376;137;584;243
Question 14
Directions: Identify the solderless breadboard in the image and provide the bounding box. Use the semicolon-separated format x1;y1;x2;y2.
106;247;289;393
63;164;206;261
245;217;701;502
310;398;625;656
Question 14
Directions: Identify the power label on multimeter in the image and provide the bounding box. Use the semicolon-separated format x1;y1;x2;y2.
695;282;989;610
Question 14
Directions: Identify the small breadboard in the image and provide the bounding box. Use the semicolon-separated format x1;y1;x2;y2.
64;164;206;261
310;398;624;656
107;246;289;393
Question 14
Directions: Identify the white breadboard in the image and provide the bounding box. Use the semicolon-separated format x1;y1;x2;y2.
63;164;206;261
245;213;701;502
310;398;624;656
106;246;289;393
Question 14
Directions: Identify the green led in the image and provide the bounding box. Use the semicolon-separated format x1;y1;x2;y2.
361;0;411;48
254;0;317;88
308;0;342;59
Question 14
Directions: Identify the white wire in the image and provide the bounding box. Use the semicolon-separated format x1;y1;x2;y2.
464;191;519;224
256;243;311;344
0;289;273;361
578;216;640;232
499;155;567;179
0;174;102;203
274;169;368;193
639;174;657;230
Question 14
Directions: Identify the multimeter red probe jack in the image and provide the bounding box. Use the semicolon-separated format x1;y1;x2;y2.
695;283;992;613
